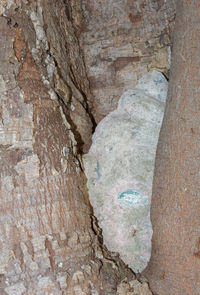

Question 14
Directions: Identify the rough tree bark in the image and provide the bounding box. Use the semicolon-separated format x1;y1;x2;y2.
0;1;154;294
79;0;176;123
144;1;200;294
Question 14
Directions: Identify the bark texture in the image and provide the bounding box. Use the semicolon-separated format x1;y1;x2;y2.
0;1;151;294
78;0;176;122
144;1;200;294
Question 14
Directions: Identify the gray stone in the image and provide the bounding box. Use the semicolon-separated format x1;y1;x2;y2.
83;70;168;272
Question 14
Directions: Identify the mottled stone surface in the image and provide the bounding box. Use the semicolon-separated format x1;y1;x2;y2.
83;71;168;272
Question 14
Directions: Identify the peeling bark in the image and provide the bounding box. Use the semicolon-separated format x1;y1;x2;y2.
0;1;137;294
0;0;183;294
0;1;156;294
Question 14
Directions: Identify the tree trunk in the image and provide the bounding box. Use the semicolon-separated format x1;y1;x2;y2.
0;1;139;294
144;1;200;294
79;0;176;123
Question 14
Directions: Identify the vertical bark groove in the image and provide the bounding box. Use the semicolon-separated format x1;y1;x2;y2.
0;1;141;294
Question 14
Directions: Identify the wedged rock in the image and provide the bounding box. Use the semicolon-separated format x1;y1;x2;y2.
83;70;168;272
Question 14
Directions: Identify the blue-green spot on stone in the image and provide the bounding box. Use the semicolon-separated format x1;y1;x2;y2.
118;189;146;206
131;126;138;135
94;161;101;179
153;79;163;86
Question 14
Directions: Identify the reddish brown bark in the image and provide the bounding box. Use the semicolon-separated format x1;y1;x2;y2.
144;1;200;294
0;1;137;294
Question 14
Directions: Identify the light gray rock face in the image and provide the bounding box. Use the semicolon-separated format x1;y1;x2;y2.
83;70;168;272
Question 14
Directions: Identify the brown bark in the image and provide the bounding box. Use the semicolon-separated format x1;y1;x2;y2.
0;1;140;294
78;0;176;123
144;1;200;294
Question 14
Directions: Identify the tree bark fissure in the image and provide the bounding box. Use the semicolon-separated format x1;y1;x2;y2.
0;1;148;294
0;0;188;294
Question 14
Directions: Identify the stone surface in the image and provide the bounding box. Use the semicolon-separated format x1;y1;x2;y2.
83;71;168;272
